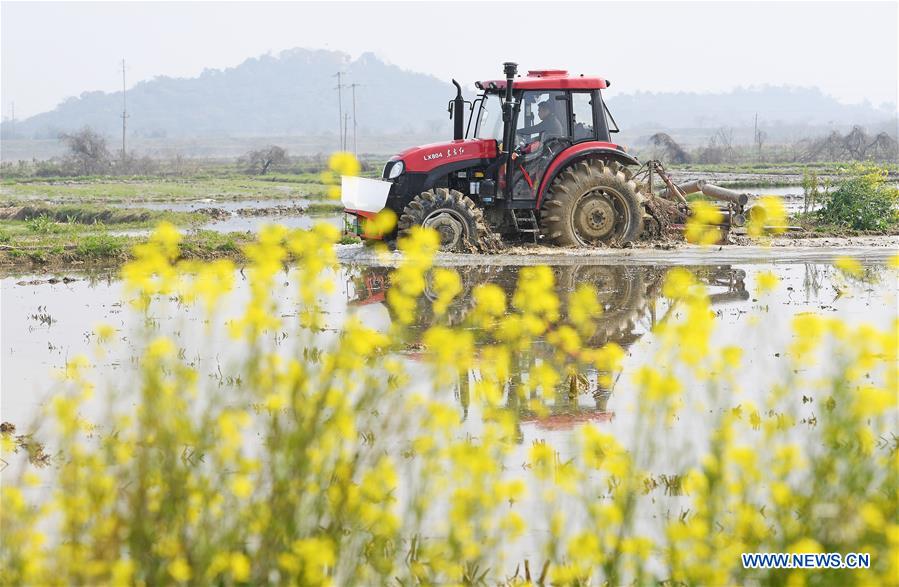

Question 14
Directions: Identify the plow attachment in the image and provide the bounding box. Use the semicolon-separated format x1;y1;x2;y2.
641;160;770;240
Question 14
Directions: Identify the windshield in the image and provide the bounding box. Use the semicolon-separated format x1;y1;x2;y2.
474;93;504;141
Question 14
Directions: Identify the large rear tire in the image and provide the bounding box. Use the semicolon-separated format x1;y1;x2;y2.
540;160;645;247
398;188;501;253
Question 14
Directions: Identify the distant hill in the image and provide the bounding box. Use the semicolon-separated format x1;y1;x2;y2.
2;49;458;140
607;86;896;131
2;48;896;146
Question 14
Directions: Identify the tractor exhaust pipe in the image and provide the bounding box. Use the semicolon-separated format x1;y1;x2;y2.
501;62;518;153
451;79;465;141
502;62;517;106
501;62;518;200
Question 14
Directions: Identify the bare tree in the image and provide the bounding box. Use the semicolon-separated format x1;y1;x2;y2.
843;126;868;159
649;133;690;164
713;127;735;154
800;127;897;163
867;132;899;161
698;127;737;164
820;131;844;161
243;145;288;175
59;127;111;175
753;124;767;161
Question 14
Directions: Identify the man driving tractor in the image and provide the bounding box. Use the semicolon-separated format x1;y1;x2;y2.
511;97;566;197
517;99;564;140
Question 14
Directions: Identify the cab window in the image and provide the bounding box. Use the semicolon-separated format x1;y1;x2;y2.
474;94;505;141
516;91;568;140
571;92;595;141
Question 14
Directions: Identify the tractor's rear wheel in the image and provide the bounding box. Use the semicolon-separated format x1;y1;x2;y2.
541;160;645;247
398;188;500;253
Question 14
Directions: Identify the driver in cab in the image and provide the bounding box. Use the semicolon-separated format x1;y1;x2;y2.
511;100;564;162
518;100;564;141
509;99;565;197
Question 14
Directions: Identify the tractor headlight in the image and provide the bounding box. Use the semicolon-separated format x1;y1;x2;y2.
385;160;404;180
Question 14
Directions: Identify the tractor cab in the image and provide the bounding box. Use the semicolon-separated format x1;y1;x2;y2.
471;71;621;204
341;63;644;252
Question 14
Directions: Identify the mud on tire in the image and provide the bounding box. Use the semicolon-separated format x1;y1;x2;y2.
398;188;501;253
540;160;646;247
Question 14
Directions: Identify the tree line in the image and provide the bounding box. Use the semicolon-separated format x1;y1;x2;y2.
2;127;296;178
645;126;898;165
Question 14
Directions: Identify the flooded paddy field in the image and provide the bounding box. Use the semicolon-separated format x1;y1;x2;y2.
106;210;344;237
1;167;897;581
2;241;896;579
0;176;329;204
3;254;895;446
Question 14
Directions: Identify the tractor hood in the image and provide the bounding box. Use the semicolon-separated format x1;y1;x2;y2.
392;139;497;174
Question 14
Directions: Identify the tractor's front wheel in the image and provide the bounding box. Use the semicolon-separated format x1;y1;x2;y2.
398;188;500;252
541;160;645;247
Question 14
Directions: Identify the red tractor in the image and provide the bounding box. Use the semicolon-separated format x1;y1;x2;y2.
342;62;657;251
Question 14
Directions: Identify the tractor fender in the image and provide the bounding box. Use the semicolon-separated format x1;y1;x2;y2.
536;144;639;207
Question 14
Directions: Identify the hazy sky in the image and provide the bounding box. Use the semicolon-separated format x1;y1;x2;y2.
2;1;897;119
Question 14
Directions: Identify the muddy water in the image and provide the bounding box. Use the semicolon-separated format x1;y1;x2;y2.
105;198;344;235
2;258;895;427
201;212;342;233
112;198;317;213
108;212;344;236
739;185;816;214
2;256;896;566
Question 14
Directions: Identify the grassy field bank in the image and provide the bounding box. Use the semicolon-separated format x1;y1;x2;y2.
1;161;896;270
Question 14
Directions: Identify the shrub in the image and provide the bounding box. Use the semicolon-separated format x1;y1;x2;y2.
817;167;899;230
24;214;61;234
75;233;125;258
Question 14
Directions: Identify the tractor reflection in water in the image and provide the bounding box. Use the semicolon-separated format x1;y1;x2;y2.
346;264;748;436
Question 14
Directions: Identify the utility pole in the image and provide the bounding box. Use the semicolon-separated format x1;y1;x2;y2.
343;113;350;153
349;83;361;156
333;71;346;151
121;59;129;164
753;113;758;159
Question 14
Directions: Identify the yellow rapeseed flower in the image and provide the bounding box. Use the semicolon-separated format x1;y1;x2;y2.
473;284;505;315
363;208;397;237
94;323;115;343
835;256;863;278
168;557;192;583
529;442;555;479
662;267;696;299
329;151;361;177
756;270;780;295
747;196;787;237
685;200;724;245
430;268;462;316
